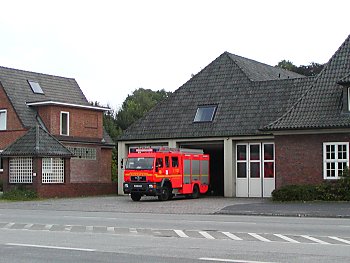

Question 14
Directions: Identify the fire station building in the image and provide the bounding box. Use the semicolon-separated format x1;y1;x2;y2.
118;35;350;198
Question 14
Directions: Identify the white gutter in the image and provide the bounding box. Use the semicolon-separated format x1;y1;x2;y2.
26;101;110;111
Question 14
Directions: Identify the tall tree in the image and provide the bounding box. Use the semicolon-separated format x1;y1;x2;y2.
116;88;171;130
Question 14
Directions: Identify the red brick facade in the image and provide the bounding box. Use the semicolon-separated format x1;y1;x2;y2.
2;158;116;198
37;105;103;138
275;133;350;189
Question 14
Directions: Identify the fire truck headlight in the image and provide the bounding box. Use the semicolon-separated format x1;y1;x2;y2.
149;184;156;189
124;184;129;188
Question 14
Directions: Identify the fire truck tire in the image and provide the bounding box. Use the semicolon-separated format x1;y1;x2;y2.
131;193;142;201
158;187;170;201
191;184;200;199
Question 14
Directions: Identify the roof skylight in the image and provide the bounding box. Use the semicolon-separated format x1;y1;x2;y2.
194;105;217;122
28;80;44;94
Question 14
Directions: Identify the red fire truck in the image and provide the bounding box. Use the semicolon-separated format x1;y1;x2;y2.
123;147;210;201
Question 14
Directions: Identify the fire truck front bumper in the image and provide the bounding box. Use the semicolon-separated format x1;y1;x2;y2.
123;182;160;196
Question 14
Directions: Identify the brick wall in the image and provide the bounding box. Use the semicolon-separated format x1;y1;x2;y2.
0;85;26;149
66;143;112;183
37;106;103;139
275;133;350;189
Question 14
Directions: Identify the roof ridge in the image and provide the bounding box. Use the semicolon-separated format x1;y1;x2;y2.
0;65;76;81
224;52;254;81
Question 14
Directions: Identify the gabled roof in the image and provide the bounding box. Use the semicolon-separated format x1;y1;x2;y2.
264;34;350;131
119;52;308;141
0;66;90;128
226;53;303;81
1;125;73;157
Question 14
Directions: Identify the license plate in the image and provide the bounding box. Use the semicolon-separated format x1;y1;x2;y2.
134;185;142;188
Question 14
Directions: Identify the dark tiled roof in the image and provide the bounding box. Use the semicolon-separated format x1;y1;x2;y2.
119;52;310;141
338;73;350;85
264;34;350;131
1;126;73;157
226;53;303;81
0;66;89;128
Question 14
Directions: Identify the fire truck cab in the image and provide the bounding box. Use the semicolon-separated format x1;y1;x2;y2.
123;147;210;201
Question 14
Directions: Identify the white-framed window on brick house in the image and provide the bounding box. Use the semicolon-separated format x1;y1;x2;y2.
0;150;3;172
323;142;349;179
9;157;33;183
0;109;7;131
60;111;69;136
42;158;65;183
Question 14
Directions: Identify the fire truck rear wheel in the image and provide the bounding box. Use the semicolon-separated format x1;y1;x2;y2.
131;193;142;201
191;184;200;199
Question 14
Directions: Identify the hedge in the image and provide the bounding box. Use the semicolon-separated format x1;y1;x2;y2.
272;175;350;202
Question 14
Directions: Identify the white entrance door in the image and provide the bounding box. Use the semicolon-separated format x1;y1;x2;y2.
236;143;275;197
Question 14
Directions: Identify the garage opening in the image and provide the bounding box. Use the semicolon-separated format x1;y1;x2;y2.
179;141;224;196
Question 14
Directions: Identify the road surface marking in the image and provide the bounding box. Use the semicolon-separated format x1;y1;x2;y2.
64;225;72;231
328;236;350;245
107;227;115;233
23;224;34;230
300;235;330;245
86;226;94;232
3;223;15;229
6;243;95;252
129;228;138;234
273;234;299;243
199;231;215;239
248;233;271;242
174;229;189;238
199;257;277;263
221;232;242;241
44;224;53;231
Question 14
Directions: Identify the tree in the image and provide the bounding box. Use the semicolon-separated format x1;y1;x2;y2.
276;60;324;76
116;88;171;130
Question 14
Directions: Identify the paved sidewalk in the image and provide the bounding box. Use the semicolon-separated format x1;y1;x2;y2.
0;195;350;218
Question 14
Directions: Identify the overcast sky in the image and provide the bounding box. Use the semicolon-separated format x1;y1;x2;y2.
1;0;349;110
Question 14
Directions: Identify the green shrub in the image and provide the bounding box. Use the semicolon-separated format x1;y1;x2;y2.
273;173;350;202
272;184;317;201
1;187;38;201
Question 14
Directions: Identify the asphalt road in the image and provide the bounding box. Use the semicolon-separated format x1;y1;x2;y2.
1;207;350;262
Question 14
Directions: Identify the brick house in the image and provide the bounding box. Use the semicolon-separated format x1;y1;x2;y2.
117;34;350;198
0;67;116;197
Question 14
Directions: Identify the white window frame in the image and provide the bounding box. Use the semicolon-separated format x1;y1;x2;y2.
9;157;33;183
0;109;7;131
348;87;350;111
323;142;349;179
0;150;3;172
60;111;69;136
42;158;65;184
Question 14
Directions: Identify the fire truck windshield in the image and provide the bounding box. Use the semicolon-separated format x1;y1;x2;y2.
125;158;154;170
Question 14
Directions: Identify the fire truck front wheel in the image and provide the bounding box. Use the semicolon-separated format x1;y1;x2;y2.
131;193;142;201
158;186;171;201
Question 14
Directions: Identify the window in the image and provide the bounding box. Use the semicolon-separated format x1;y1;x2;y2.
194;105;217;122
9;157;33;183
60;111;69;136
0;150;3;172
348;87;350;111
67;146;96;160
0;110;7;130
28;80;44;94
42;158;64;183
324;142;349;179
171;157;179;167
